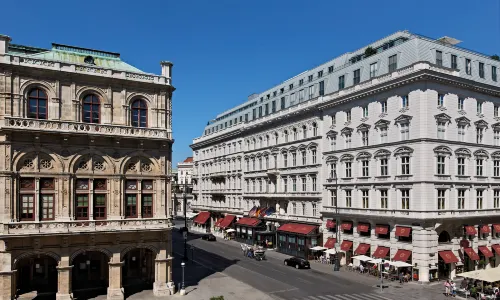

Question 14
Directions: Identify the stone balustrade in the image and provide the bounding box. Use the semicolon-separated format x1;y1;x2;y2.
4;218;172;235
3;117;172;140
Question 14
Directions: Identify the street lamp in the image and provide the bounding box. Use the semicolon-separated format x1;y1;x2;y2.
180;261;186;295
333;170;340;272
183;181;189;262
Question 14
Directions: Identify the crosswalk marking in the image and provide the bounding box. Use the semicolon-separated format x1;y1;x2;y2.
293;293;395;300
316;296;332;300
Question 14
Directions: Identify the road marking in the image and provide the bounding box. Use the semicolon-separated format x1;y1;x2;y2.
295;276;313;284
307;296;323;300
364;294;393;300
316;296;332;300
268;288;299;294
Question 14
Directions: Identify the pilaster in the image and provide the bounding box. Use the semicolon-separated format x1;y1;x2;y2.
153;250;174;296
107;253;124;300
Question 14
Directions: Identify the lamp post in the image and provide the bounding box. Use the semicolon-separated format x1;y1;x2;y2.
180;261;186;295
333;170;340;272
183;181;188;262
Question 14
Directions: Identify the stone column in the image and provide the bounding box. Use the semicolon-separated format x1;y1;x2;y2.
56;257;73;300
0;244;14;300
153;250;174;296
107;253;124;300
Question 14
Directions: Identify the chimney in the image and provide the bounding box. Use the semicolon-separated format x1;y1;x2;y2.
160;61;173;79
0;34;12;55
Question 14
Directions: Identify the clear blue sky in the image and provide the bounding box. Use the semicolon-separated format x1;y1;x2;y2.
2;0;499;165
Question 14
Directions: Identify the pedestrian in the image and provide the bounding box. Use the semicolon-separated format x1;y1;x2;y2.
450;280;456;298
398;272;404;284
444;280;451;297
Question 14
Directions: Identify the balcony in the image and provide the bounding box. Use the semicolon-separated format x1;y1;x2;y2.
209;172;226;179
244;191;321;199
264;213;321;224
3;218;172;236
266;167;279;176
3;117;172;140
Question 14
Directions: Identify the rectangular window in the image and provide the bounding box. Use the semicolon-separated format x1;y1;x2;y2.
362;106;368;117
495;130;500;146
495;190;500;208
362;160;369;177
345;133;352;148
289;83;293;90
400;123;409;140
362;190;369;208
457;157;465;176
301;176;306;191
299;89;305;101
283;153;287;167
458;97;464;110
495;105;499;117
438;94;445;107
94;194;106;219
436;50;443;66
458;125;465;142
252;108;256;120
330;136;336;150
329;163;336;178
330;189;337;206
402;95;409;108
299;79;304;86
346;111;351;122
280;97;286;110
264;103;269;115
458;190;465;209
76;194;89;220
245;114;248;122
319;81;324;96
312;149;317;164
292;177;297;192
361;131;369;146
40;194;54;220
312;176;317;192
318;70;323;78
437;190;446;210
495;159;500;177
258;106;262;118
308;75;313;82
477;102;483;114
308;85;314;99
380;127;388;143
451;54;458;69
437;122;446;139
437;156;445;175
301;150;306;165
328;66;334;73
345;162;352;178
353;69;361;84
292;153;297;167
476;128;484;143
380;190;388;209
370;62;378;78
345;190;352;207
465;58;472;75
476;159;484;176
126;194;137;218
272;101;276;113
338;75;345;90
479;62;485;78
493;66;498;82
283;178;287;192
401;156;410;175
381;158;388;176
388;54;397;72
381;101;387;113
401;189;410;210
20;194;35;221
477;190;483;209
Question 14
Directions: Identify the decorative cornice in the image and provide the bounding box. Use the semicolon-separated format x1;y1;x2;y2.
341;127;353;135
455;116;471;126
394;114;413;124
356;123;371;132
474;119;488;129
374;119;390;129
434;113;451;123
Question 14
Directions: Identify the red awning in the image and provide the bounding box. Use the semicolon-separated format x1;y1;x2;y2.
464;248;480;261
326;219;336;229
465;226;477;235
439;251;459;263
375;225;389;235
492;244;500;255
480;225;491;234
218;215;235;228
357;223;370;233
493;224;500;232
193;211;211;224
340;240;353;251
393;249;412;262
354;243;370;255
372;246;390;258
478;246;494;258
395;226;411;237
277;223;317;235
324;238;336;249
341;222;353;231
214;218;223;227
236;217;261;227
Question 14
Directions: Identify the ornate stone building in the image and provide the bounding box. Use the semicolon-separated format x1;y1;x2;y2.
0;34;175;299
191;31;500;283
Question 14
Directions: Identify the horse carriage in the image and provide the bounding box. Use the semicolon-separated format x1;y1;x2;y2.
241;244;266;261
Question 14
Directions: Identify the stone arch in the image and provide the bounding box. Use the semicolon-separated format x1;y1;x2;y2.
70;248;113;263
119;152;161;175
374;149;391;158
14;251;61;267
13;148;64;173
20;80;57;103
433;146;452;155
474;149;489;158
438;230;451;243
126;92;153;106
393;146;414;156
75;86;110;105
120;245;159;260
69;149;116;174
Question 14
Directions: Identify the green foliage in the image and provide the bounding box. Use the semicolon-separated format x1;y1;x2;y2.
210;296;224;300
491;55;499;61
364;47;377;58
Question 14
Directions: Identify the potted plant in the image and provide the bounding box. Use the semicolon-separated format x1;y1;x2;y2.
491;55;500;61
478;260;486;269
364;47;377;58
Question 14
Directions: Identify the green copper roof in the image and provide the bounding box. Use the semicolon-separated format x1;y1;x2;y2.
8;43;145;73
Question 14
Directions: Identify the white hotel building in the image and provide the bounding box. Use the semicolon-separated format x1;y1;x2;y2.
190;31;500;283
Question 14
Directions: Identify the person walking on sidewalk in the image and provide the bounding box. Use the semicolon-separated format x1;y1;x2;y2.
444;280;451;297
450;280;456;297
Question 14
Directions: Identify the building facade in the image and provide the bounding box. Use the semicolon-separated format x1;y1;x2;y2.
173;157;194;216
191;31;500;282
0;34;175;299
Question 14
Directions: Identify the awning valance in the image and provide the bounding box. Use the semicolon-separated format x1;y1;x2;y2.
375;225;389;235
277;223;317;235
395;226;411;237
464;248;480;261
341;222;353;231
493;224;500;232
326;219;336;229
372;246;390;258
357;223;370;233
393;249;412;262
236;217;261;227
340;240;353;251
478;246;494;258
354;243;370;255
439;251;459;263
218;215;236;228
193;211;211;224
465;225;477;235
324;237;336;249
480;225;490;234
492;244;500;256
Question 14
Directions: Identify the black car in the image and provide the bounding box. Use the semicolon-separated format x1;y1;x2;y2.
284;257;310;269
202;234;216;241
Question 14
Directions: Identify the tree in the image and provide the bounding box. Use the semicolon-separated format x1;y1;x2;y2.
491;55;499;61
364;47;377;58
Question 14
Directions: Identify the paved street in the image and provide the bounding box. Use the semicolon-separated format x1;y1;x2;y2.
172;220;459;300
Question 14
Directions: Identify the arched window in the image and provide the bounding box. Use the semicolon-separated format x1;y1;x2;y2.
131;99;148;127
82;94;100;123
312;123;318;136
438;231;451;243
28;88;47;119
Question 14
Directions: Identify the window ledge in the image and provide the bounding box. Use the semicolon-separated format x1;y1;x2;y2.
395;174;413;178
375;175;391;178
434;174;451;177
456;175;470;178
474;176;488;178
357;176;371;179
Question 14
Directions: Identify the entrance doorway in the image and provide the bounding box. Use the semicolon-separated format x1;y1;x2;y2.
122;248;154;294
16;254;58;297
72;251;109;297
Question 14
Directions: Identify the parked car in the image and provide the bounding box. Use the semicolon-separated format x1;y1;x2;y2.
284;257;310;269
202;234;216;241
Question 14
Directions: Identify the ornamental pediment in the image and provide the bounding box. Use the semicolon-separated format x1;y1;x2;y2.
340;154;354;161
356;123;371;132
374;119;390;128
474;149;489;158
326;130;338;137
394;114;412;124
341;127;353;135
356;152;372;160
325;155;338;162
434;113;452;123
474;120;488;128
455;116;471;126
374;149;391;158
492;123;500;130
454;148;471;157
